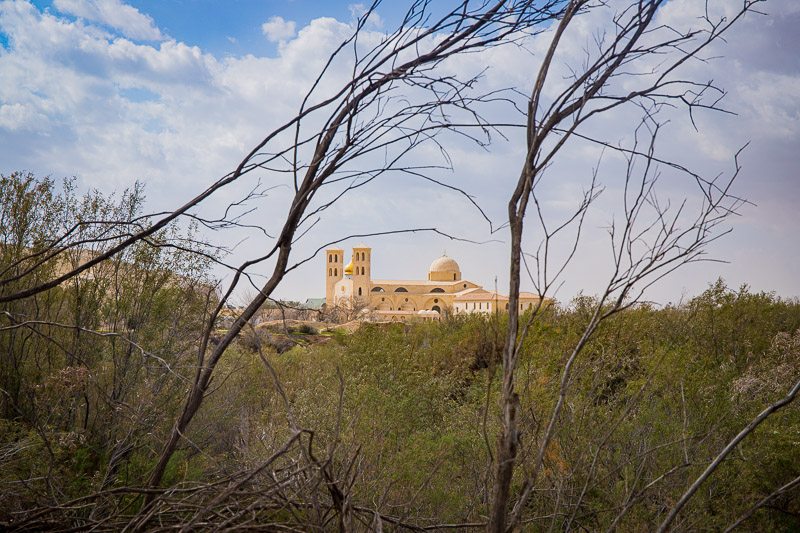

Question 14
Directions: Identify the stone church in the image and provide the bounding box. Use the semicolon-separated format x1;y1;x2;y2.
325;245;547;321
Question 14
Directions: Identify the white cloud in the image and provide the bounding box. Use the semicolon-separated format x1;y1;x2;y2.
348;3;383;28
53;0;163;41
261;16;296;42
0;0;362;196
0;0;797;303
0;102;47;131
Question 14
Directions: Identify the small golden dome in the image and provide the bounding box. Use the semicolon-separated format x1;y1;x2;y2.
344;257;354;275
428;254;461;282
429;254;460;274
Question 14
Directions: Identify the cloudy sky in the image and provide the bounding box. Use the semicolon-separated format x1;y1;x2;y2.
1;0;798;305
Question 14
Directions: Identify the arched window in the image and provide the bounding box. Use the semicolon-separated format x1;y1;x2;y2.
372;287;385;292
432;305;441;314
361;266;365;275
358;287;362;296
328;254;332;262
505;303;509;310
328;268;332;276
395;287;408;292
335;255;338;263
334;268;337;276
454;273;457;280
431;288;444;293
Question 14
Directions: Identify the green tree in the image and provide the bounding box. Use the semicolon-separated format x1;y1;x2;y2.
0;172;217;513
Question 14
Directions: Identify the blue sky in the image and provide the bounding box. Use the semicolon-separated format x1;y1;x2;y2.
25;1;412;55
1;0;799;305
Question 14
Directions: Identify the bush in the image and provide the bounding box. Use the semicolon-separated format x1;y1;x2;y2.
241;283;800;528
295;323;318;335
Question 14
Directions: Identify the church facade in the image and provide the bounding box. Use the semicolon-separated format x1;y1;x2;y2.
325;245;548;321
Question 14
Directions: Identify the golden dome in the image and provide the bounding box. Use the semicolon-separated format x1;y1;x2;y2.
428;254;461;281
344;257;354;275
429;254;460;273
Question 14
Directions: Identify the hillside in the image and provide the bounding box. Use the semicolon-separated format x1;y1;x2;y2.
5;275;798;531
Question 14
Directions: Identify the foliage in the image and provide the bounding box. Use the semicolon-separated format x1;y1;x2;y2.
2;176;799;532
224;283;800;530
0;0;793;526
0;172;218;515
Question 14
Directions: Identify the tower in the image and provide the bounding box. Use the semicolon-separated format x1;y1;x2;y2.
352;244;371;303
325;246;343;307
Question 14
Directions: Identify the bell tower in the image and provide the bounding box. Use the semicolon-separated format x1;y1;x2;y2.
325;246;343;307
352;244;371;303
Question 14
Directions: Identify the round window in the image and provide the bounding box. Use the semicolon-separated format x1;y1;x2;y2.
434;298;438;303
405;298;408;302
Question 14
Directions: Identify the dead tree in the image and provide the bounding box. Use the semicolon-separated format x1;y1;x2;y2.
114;0;572;514
486;1;764;531
2;3;578;527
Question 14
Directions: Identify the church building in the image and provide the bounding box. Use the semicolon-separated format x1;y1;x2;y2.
325;245;548;321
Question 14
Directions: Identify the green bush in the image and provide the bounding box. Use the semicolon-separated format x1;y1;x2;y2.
241;284;800;528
